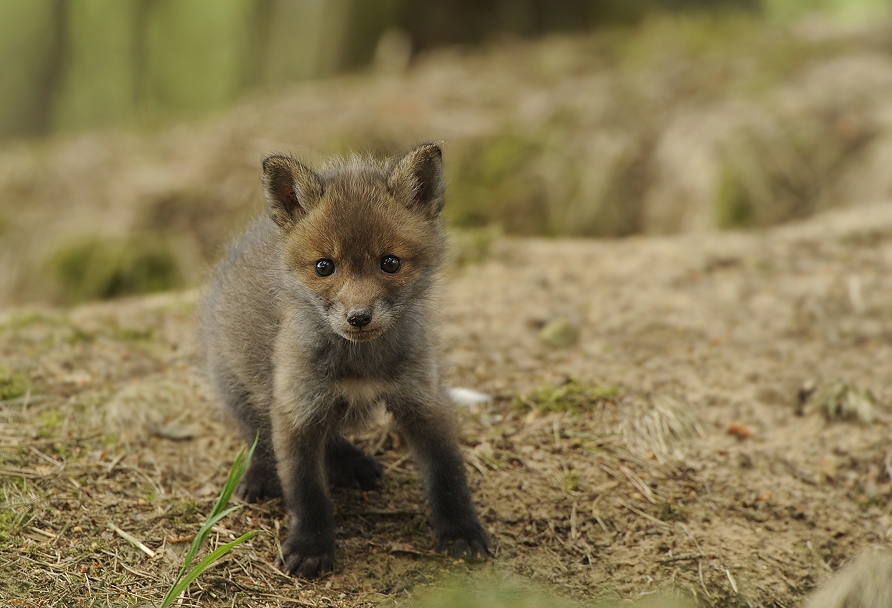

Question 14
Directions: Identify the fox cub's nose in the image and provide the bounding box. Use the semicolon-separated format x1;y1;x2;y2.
347;308;372;328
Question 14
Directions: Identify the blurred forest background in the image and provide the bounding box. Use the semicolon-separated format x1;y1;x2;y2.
0;0;881;140
0;0;890;305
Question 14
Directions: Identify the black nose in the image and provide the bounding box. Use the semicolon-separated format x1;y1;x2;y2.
347;309;372;328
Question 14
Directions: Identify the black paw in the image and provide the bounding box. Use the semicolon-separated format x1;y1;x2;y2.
277;533;335;578
437;521;491;560
326;438;384;491
235;458;282;502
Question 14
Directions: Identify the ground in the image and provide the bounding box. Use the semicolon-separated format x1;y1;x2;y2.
1;202;890;607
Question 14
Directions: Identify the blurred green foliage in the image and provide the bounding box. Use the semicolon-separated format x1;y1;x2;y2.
0;0;364;139
715;115;871;229
0;0;882;142
47;235;183;304
0;367;31;402
396;576;696;608
399;583;579;608
447;133;548;232
763;0;883;20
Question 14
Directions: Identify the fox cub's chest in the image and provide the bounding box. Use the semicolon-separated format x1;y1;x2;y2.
330;377;392;429
335;377;392;406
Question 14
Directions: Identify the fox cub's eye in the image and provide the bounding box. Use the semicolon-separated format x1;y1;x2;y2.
380;255;401;274
315;259;335;277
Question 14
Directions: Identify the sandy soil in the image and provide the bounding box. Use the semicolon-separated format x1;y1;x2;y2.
1;202;891;607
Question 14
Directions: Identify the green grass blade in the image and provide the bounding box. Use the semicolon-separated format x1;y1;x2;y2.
160;530;259;608
160;434;259;607
211;437;256;515
174;436;257;582
179;504;241;575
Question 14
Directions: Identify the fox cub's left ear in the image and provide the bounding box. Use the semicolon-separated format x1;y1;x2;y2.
388;143;446;219
261;155;324;229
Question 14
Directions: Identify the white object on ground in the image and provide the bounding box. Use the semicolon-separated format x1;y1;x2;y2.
448;387;492;408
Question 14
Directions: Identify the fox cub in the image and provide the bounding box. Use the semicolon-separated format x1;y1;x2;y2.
199;143;490;577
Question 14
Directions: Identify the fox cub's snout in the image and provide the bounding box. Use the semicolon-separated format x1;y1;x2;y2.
316;267;398;343
326;274;393;342
262;146;445;342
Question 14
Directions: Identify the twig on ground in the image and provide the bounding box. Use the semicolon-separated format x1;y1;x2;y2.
109;522;157;558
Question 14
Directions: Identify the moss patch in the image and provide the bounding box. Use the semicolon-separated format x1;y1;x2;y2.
815;381;878;423
0;367;30;401
168;498;202;526
33;410;66;436
514;380;622;415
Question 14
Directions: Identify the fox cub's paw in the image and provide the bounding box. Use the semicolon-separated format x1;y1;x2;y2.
326;443;384;491
278;532;335;578
437;520;492;561
235;458;282;502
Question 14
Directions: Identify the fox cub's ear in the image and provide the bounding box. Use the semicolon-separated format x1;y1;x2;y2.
261;155;324;228
387;143;446;219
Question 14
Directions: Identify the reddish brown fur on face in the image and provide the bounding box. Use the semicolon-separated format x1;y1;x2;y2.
282;161;444;336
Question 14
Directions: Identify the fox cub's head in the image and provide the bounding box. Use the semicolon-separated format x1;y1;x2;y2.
261;143;446;343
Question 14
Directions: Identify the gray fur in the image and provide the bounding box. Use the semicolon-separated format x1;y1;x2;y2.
198;143;489;577
804;548;892;608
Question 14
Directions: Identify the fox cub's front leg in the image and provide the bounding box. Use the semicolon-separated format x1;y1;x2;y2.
391;401;490;558
270;417;336;578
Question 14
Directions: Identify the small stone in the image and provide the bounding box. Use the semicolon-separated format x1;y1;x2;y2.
155;424;194;441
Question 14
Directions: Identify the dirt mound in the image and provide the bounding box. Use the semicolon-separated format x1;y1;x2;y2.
3;15;892;308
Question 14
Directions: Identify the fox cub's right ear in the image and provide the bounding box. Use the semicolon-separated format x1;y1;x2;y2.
261;155;324;228
388;142;446;220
